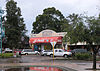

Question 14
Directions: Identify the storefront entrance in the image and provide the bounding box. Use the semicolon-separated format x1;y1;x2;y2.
29;29;67;51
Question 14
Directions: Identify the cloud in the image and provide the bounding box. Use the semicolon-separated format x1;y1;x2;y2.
0;0;100;35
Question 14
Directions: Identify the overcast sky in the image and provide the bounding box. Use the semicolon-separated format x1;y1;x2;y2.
0;0;100;35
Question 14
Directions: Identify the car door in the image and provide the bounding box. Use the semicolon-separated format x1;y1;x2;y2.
54;50;59;56
27;50;31;54
30;50;35;54
58;50;64;56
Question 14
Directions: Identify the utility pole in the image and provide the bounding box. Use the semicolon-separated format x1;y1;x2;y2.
0;7;4;55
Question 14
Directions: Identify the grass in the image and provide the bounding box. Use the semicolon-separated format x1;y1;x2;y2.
0;53;13;58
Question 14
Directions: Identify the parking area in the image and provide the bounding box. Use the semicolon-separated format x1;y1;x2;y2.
0;55;100;71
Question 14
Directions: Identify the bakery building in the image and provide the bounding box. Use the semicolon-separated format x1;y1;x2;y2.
29;29;67;51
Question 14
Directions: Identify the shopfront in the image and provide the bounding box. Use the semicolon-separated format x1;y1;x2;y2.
29;29;66;51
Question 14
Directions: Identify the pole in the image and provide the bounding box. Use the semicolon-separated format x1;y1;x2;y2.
53;42;54;60
0;17;2;55
0;8;4;56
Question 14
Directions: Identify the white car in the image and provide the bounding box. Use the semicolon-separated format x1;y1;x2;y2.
21;49;40;55
41;50;53;56
4;48;12;53
47;49;72;58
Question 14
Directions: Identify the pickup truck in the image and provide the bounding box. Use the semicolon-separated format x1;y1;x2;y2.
47;49;72;58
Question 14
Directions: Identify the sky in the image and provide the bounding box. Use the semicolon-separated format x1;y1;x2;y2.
0;0;100;36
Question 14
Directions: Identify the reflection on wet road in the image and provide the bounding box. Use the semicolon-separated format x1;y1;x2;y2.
0;55;100;71
0;67;63;71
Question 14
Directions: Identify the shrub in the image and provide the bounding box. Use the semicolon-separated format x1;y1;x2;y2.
0;53;13;58
74;53;92;60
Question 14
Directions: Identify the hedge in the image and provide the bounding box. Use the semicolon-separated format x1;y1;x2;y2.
73;53;92;60
0;53;13;58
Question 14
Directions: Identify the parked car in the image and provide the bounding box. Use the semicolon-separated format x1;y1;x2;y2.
4;48;12;53
41;50;53;56
47;49;72;58
72;49;87;53
21;49;40;55
72;49;90;55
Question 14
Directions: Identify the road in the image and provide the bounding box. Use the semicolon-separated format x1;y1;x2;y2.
0;55;100;71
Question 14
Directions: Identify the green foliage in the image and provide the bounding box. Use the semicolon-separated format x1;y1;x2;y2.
85;16;100;45
32;7;68;33
5;0;27;49
0;53;13;58
64;13;100;46
64;13;100;69
64;13;85;44
74;53;92;60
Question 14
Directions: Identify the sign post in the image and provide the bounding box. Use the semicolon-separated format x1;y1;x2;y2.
50;41;56;60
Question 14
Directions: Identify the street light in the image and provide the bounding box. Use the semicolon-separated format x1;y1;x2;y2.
0;7;4;55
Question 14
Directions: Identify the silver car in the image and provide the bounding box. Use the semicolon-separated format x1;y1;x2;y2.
41;50;52;56
21;49;40;55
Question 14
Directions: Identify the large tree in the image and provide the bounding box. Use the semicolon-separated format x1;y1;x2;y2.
65;13;85;44
85;15;100;69
32;7;67;33
65;13;100;69
5;0;27;49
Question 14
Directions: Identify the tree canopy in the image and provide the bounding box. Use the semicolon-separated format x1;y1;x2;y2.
64;13;86;44
5;0;27;49
32;7;68;33
64;13;100;69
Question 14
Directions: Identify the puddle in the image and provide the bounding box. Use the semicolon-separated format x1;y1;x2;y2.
0;66;63;71
0;58;22;63
76;63;86;65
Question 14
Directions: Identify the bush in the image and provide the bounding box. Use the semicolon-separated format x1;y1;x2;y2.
74;53;92;60
0;53;13;58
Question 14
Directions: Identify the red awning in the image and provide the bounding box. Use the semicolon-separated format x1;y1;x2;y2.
29;37;62;44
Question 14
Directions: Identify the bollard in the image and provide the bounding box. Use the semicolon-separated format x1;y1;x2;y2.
13;53;16;57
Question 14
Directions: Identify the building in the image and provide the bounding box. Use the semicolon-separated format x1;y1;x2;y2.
29;29;67;51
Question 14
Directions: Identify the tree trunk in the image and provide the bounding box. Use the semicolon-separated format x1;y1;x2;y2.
92;46;99;69
93;48;96;69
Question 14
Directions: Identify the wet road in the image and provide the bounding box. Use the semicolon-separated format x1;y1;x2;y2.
0;55;100;71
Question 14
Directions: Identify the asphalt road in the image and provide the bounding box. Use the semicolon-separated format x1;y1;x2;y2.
0;55;100;71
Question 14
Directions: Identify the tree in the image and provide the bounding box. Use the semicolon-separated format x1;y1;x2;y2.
65;13;100;69
32;7;67;33
85;15;100;69
65;13;85;44
5;0;27;49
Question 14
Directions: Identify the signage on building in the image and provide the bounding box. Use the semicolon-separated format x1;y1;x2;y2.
42;31;52;37
29;37;62;44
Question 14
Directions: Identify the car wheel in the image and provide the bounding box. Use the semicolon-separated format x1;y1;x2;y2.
44;54;47;56
36;53;39;55
64;54;67;58
50;54;53;57
25;53;28;55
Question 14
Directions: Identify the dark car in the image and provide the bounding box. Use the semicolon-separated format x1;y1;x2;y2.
72;49;88;55
72;49;87;53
